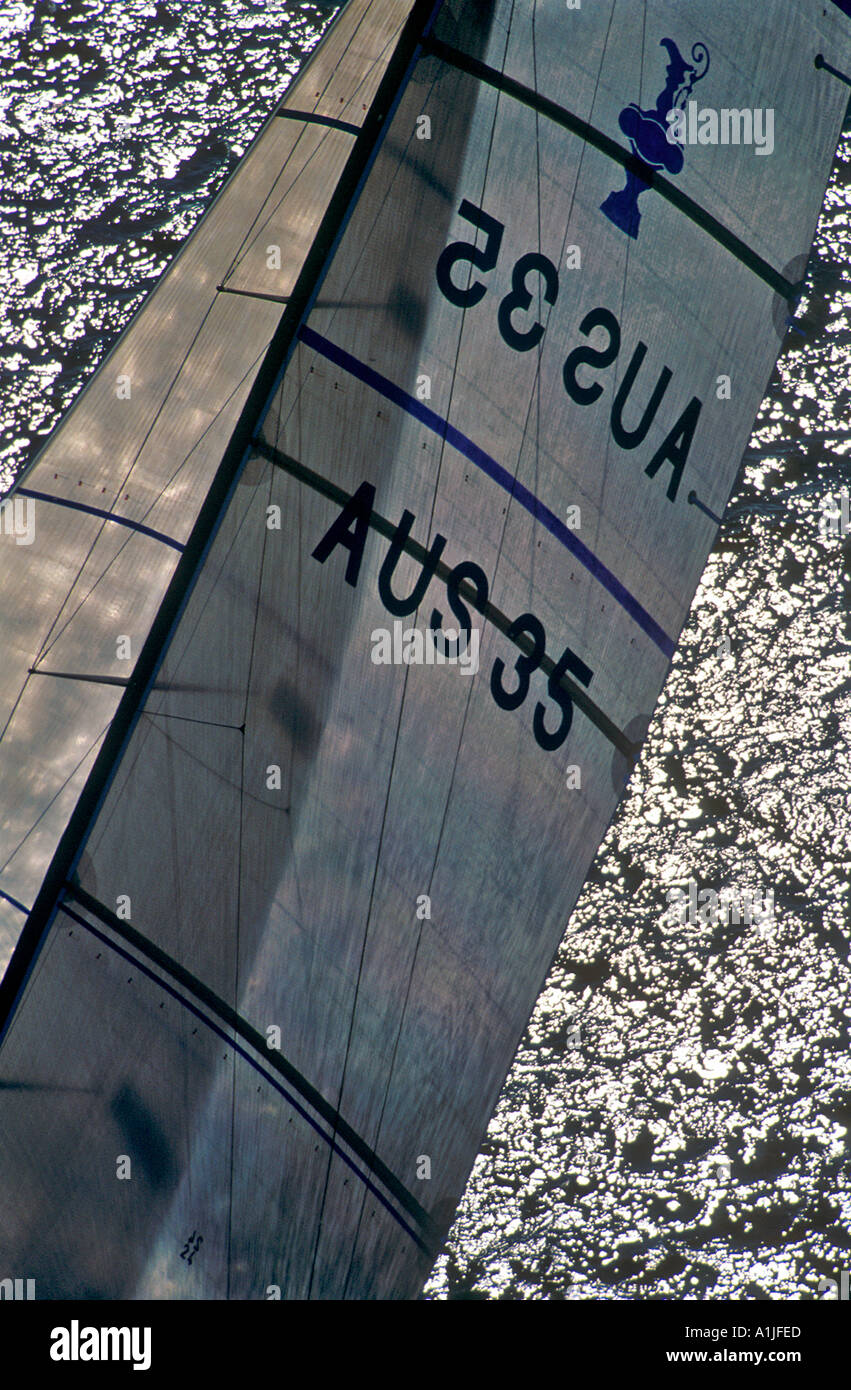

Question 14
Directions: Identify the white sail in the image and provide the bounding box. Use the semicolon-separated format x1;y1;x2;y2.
0;0;849;1299
0;0;410;973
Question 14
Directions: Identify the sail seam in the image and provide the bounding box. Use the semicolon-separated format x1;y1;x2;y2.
252;437;636;756
296;324;677;658
60;884;439;1252
423;35;800;301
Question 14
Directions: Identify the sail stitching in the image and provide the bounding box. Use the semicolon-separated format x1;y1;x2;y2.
424;35;801;301
59;889;438;1254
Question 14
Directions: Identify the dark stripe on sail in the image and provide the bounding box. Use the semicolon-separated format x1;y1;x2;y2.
815;52;851;88
274;109;361;136
0;889;29;916
298;324;677;659
28;669;131;687
424;36;800;302
216;285;291;305
16;488;185;552
687;490;724;526
252;436;637;758
62;884;439;1253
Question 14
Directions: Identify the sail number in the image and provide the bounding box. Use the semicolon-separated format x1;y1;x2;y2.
311;481;593;753
436;200;703;505
436;199;557;352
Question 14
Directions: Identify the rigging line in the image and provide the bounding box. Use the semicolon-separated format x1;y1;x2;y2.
306;4;468;1295
523;0;545;612
215;117;316;291
37;289;226;649
424;36;801;301
225;706;247;1299
267;407;307;929
22;289;227;673
688;490;724;526
0;721;112;880
144;710;245;732
16;489;184;552
27;670;130;687
59;889;438;1253
210;7;364;288
297;325;677;658
221;18;400;292
216;285;290;305
540;0;618;656
588;0;631;626
815;53;851;89
310;637;416;1298
253;438;633;757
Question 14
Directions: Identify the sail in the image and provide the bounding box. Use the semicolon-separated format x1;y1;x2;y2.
0;0;849;1299
0;0;412;974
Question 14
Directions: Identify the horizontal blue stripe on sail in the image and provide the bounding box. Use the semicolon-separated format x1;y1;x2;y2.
17;488;185;552
0;889;29;916
298;325;675;658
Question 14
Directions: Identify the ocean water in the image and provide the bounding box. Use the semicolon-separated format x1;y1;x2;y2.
0;1;849;1300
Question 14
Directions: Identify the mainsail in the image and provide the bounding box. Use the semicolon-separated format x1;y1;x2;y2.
0;0;849;1299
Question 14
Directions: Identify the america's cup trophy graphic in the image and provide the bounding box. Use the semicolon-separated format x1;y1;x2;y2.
600;37;710;240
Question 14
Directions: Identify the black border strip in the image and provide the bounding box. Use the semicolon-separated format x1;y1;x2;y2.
63;883;437;1249
424;35;800;301
0;0;441;1042
254;438;636;759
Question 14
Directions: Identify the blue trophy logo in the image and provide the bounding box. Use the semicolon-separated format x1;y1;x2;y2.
600;38;710;240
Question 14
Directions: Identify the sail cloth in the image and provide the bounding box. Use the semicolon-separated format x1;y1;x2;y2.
0;0;849;1299
0;0;411;974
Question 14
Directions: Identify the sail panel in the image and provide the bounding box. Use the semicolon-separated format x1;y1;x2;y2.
0;0;416;971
